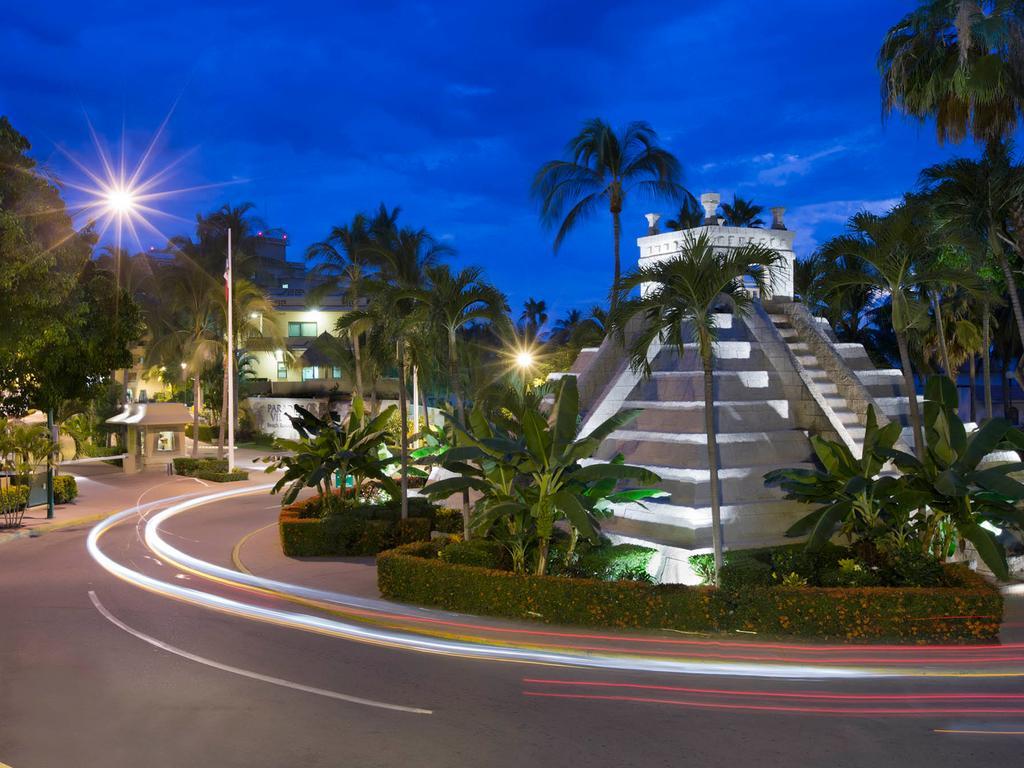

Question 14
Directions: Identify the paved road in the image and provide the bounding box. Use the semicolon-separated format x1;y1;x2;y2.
2;483;1023;767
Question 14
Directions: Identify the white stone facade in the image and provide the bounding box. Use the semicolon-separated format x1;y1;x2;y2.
635;224;796;300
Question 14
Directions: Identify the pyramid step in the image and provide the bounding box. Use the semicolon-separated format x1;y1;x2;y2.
601;429;812;469
631;370;786;401
633;462;814;505
626;400;796;433
606;499;810;550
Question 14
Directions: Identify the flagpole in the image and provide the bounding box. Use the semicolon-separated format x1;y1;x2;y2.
226;228;235;473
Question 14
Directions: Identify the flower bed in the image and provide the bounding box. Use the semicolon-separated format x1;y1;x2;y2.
377;541;1002;643
279;493;453;557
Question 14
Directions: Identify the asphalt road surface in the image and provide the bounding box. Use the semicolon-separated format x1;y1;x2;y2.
2;484;1022;768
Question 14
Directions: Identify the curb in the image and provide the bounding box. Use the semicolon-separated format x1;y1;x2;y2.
0;509;116;546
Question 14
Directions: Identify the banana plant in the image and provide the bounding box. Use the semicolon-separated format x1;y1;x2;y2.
883;376;1024;579
765;405;929;549
264;398;399;509
422;376;664;574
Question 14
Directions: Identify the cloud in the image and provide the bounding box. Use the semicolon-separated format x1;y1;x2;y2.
755;145;846;186
786;197;900;255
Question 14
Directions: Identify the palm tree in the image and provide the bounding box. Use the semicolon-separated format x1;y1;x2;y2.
818;204;970;457
665;193;704;231
551;309;583;346
533;118;685;303
404;264;509;535
519;297;548;340
306;213;376;400
879;1;1024;144
921;141;1024;400
570;305;609;348
720;195;765;228
609;232;782;582
144;259;222;457
341;221;449;518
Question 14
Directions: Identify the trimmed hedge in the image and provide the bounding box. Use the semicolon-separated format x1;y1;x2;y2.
52;475;78;504
172;457;249;482
377;542;1003;643
193;469;250;483
279;494;436;556
185;424;216;443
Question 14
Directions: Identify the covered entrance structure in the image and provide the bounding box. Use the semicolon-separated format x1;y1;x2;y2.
106;402;192;472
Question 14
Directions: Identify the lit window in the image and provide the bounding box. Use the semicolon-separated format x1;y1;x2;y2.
287;322;317;337
332;366;342;379
301;366;320;381
277;362;287;380
281;282;289;289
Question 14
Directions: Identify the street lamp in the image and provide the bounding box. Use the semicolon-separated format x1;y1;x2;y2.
105;186;137;216
515;350;535;370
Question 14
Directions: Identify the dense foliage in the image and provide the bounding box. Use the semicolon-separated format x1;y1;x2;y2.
422;376;664;574
378;541;1001;642
278;492;445;556
767;376;1024;579
264;398;398;507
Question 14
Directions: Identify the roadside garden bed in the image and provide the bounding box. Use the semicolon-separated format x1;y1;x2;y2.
279;492;462;556
172;457;249;482
377;540;1002;643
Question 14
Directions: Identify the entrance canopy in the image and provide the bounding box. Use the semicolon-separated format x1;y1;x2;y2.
106;402;192;427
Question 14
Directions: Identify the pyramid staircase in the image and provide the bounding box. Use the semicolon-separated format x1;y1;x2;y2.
569;299;919;581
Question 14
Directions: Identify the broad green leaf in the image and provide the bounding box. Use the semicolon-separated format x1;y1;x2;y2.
960;419;1012;471
549;375;580;453
960;522;1009;580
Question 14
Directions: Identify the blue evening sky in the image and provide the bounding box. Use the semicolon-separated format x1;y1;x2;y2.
0;0;977;321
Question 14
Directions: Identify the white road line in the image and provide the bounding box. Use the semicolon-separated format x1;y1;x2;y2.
88;590;432;715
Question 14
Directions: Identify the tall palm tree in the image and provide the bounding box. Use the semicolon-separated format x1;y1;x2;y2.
720;195;765;228
879;1;1024;144
342;221;449;518
144;259;222;457
404;264;509;535
519;297;548;340
818;204;970;457
306;213;377;400
609;232;782;582
533;119;685;303
921;141;1024;397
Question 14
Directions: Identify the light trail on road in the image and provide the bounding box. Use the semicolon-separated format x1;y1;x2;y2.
85;484;1024;702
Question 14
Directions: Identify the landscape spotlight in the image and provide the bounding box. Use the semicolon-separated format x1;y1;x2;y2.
515;350;535;369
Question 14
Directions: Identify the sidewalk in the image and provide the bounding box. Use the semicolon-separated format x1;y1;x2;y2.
0;446;276;546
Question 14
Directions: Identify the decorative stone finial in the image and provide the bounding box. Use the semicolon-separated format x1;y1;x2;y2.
644;212;661;235
771;206;787;230
700;193;721;225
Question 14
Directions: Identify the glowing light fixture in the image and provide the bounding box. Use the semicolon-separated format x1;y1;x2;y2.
515;350;535;369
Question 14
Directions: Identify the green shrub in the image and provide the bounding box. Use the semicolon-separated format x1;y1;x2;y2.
433;507;464;534
378;544;1002;642
440;538;508;569
52;475;78;504
185;424;216;443
880;546;950;587
574;543;656;582
688;553;717;585
192;469;249;483
279;494;436;557
173;457;229;476
79;443;125;466
379;541;720;631
719;557;773;590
